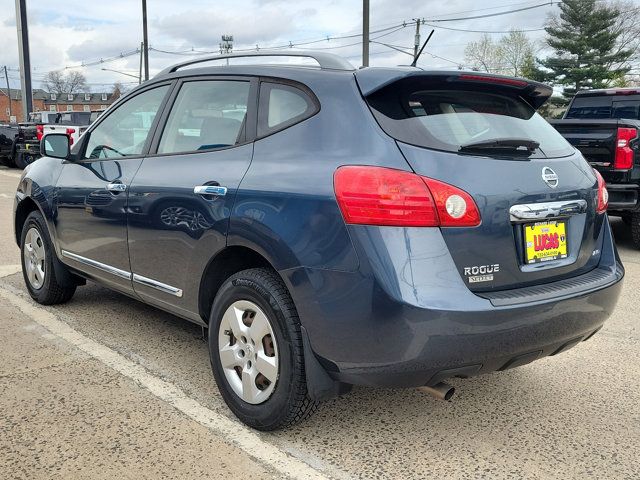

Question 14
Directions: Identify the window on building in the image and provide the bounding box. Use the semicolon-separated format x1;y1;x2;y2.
83;105;91;112
101;93;108;101
85;93;91;101
67;94;73;101
51;93;57;101
49;105;56;112
67;105;73;112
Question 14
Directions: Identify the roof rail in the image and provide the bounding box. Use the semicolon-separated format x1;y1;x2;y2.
157;50;355;76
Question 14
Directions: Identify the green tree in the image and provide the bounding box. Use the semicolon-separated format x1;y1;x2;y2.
540;0;632;101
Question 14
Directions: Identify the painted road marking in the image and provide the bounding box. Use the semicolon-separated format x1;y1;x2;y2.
0;168;22;179
0;284;334;480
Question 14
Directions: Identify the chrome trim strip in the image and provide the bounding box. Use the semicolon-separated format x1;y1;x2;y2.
61;250;132;280
509;199;588;222
132;273;183;298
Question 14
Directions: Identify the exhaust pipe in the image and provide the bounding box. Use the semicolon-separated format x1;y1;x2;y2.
418;382;455;401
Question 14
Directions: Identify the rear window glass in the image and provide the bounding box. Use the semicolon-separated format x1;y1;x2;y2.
566;95;640;120
367;85;574;158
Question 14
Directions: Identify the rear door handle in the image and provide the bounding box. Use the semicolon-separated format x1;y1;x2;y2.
194;185;227;196
106;182;127;193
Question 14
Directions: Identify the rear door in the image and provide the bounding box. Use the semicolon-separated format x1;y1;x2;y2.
127;76;257;318
361;73;604;291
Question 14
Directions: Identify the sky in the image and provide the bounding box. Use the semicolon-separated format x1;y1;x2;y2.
0;0;585;92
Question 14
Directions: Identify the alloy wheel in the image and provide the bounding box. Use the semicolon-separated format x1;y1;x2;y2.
218;300;279;404
23;227;46;290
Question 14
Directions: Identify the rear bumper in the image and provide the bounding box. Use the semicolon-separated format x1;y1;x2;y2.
607;183;640;211
282;220;624;389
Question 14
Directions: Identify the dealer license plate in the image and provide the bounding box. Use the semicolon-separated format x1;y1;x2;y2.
524;220;568;264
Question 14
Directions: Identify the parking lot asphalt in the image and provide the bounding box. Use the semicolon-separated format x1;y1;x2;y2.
1;165;639;480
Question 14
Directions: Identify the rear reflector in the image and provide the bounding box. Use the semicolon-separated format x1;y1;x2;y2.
593;169;608;214
456;74;528;88
36;124;44;141
334;166;481;227
614;127;636;170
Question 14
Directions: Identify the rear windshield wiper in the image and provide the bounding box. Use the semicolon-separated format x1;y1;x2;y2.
459;138;540;154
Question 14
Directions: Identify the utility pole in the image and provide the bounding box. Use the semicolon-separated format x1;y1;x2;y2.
220;35;233;66
142;0;149;81
139;42;144;85
362;0;370;67
14;0;33;121
3;66;12;121
413;19;421;62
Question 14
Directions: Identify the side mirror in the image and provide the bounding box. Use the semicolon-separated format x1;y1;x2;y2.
41;133;70;160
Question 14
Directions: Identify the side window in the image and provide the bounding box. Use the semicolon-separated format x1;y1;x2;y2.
157;80;250;154
258;82;316;136
84;85;169;159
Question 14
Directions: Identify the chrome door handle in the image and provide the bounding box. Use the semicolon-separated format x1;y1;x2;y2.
194;185;227;196
106;182;127;193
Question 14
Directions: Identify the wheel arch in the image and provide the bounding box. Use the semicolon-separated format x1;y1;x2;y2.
14;196;43;246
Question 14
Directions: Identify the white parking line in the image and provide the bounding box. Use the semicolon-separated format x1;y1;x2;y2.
0;265;22;278
0;168;22;179
0;284;333;480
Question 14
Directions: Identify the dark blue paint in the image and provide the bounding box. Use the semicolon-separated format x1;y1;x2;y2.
14;62;624;389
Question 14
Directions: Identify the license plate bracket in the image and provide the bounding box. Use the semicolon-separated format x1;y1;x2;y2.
524;220;568;264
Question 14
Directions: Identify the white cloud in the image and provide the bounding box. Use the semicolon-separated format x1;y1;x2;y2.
0;0;569;91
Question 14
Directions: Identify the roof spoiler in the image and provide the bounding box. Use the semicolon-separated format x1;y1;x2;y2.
355;69;553;109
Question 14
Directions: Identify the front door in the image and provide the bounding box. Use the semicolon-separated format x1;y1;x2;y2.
127;78;256;318
54;84;171;292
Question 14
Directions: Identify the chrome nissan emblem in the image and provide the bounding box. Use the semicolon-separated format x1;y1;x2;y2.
542;167;558;188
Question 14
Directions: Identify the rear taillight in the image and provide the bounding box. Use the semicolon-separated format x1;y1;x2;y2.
593;169;608;214
36;124;44;141
614;127;636;170
334;166;481;227
66;128;76;145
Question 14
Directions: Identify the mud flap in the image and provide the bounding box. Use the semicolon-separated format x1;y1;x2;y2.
300;325;345;402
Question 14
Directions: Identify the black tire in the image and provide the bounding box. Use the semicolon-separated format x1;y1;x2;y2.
20;211;76;305
14;152;28;169
208;268;318;430
631;212;640;250
621;213;632;227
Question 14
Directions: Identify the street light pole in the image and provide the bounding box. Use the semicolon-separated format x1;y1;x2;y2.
3;66;12;121
142;0;149;81
14;0;33;121
362;0;369;67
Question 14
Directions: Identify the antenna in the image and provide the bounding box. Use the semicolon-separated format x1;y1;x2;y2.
410;29;435;67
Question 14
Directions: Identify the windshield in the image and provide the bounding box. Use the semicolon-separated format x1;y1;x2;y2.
367;88;574;158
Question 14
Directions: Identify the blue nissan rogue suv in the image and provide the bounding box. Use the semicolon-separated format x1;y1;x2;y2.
14;52;624;430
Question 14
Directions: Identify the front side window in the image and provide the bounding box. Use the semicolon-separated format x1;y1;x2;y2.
258;82;316;136
157;80;249;154
84;85;169;159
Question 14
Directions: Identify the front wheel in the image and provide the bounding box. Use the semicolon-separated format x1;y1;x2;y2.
208;268;318;430
20;211;76;304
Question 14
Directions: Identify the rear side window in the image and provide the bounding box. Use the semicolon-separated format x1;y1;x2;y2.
158;80;250;154
258;82;316;136
367;83;574;158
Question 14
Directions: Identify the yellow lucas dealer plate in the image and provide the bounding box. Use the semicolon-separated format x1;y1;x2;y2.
524;220;568;264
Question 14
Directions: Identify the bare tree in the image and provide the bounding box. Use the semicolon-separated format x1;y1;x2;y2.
42;70;87;94
111;82;124;100
608;0;640;71
498;30;536;77
464;34;502;73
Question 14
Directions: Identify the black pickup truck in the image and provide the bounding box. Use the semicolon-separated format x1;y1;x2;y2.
0;124;19;167
551;88;640;247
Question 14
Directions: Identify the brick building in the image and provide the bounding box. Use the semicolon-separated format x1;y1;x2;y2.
0;88;118;124
0;88;47;123
43;92;118;114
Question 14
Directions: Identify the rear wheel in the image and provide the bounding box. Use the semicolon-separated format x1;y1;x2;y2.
208;268;318;430
20;211;76;304
631;212;640;249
